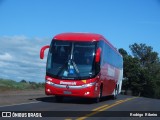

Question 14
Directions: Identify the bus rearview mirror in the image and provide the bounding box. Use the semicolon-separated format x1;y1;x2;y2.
40;45;50;59
95;48;101;62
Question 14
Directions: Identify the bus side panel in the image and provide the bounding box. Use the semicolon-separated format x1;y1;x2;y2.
99;39;123;97
100;63;121;96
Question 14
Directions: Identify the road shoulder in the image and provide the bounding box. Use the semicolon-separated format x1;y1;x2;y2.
0;89;47;106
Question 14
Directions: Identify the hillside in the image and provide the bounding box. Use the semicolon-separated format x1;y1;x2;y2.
0;78;44;91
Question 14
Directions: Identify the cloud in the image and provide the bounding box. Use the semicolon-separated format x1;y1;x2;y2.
0;35;50;82
0;53;13;61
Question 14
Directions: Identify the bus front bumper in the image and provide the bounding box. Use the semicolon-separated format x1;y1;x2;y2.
45;81;99;98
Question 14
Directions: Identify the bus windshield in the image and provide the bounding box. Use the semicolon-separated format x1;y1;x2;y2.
46;40;97;80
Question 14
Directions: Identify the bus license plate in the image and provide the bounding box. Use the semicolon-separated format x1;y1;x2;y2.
63;91;72;95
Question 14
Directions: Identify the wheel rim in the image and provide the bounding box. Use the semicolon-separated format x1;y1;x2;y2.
114;88;117;98
98;91;101;98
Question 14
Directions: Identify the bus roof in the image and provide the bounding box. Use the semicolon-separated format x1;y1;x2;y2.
53;32;121;56
53;32;104;41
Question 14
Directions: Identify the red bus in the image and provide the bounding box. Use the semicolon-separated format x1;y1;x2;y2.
40;33;123;102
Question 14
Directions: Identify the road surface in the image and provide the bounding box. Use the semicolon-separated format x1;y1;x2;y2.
0;94;159;120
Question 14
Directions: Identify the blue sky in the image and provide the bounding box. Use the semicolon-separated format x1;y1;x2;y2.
0;0;160;82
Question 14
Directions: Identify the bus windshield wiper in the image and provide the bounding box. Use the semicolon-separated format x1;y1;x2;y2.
56;59;82;79
71;59;82;79
56;42;82;79
69;42;81;79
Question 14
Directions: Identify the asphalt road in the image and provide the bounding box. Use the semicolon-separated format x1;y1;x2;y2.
0;95;159;120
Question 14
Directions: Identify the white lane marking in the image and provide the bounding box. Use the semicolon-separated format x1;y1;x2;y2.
0;101;41;108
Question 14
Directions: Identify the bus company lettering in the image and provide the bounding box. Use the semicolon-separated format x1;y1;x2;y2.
60;81;76;85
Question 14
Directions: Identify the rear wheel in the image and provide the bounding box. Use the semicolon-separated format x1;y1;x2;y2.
112;87;118;100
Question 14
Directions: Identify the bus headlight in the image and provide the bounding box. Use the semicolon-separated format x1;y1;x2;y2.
82;82;96;88
46;80;54;85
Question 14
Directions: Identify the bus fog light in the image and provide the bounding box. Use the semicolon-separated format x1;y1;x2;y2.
47;89;51;92
84;92;90;95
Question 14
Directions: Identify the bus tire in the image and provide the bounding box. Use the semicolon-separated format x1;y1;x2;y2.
112;87;118;100
93;86;102;103
55;96;63;102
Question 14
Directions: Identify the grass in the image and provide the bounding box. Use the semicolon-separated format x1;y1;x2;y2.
0;78;44;91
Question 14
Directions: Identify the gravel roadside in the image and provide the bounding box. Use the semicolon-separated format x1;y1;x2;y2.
0;89;48;106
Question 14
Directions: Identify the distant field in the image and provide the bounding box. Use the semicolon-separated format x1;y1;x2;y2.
0;78;44;91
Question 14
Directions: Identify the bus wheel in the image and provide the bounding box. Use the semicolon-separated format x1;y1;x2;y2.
112;87;118;100
55;96;63;102
93;87;102;103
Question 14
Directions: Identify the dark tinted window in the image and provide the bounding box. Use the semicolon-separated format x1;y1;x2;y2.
99;40;123;69
46;40;97;80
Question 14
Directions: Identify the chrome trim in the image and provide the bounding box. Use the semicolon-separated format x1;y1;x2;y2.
46;81;96;89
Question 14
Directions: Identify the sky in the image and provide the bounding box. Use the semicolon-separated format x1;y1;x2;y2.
0;0;160;82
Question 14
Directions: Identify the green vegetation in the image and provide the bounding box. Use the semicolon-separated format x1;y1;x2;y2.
119;43;160;99
0;78;44;91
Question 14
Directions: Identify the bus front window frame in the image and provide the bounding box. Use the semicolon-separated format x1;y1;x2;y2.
46;40;98;80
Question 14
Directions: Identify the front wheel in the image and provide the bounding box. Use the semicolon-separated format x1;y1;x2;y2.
93;87;102;103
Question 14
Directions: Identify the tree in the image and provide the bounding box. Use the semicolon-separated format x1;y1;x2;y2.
119;48;142;96
129;43;159;67
119;43;160;98
20;79;27;83
129;43;160;98
119;48;128;57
